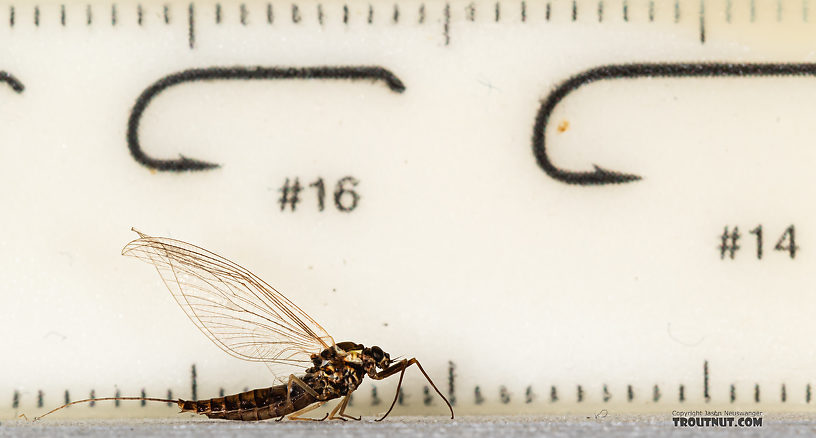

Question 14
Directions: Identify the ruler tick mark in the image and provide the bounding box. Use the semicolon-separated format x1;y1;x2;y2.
466;2;475;21
447;361;456;406
546;2;550;20
317;4;324;25
622;0;628;22
730;384;735;402
240;3;248;25
291;4;300;24
474;386;484;404
215;3;221;24
163;4;170;24
266;3;273;23
521;1;526;22
652;385;660;402
577;385;583;402
674;0;680;22
191;364;197;401
494;2;500;22
37;390;44;408
9;6;14;28
393;4;399;23
499;386;510;404
137;4;143;25
572;0;577;21
648;1;654;21
140;389;146;406
704;360;710;402
754;384;760;402
367;4;373;24
112;4;118;26
807;384;812;403
34;6;39;27
86;4;92;26
12;390;19;409
188;3;195;49
419;3;425;24
597;0;603;22
699;0;705;44
679;384;685;402
781;384;787;402
550;386;558;402
60;4;65;26
444;3;450;45
343;4;348;24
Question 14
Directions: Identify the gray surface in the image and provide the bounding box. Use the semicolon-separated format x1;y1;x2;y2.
0;414;812;437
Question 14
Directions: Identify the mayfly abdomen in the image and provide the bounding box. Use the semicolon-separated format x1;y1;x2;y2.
180;386;289;420
178;379;331;421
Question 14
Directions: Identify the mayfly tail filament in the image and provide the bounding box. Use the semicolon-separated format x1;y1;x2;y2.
34;397;179;421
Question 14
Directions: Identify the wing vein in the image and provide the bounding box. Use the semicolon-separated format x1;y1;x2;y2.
122;229;335;377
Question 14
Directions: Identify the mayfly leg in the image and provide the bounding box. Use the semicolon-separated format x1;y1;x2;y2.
372;358;454;421
286;374;321;406
282;401;328;421
274;374;325;422
326;394;360;421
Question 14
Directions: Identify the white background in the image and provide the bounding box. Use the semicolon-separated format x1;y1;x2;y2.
2;0;816;418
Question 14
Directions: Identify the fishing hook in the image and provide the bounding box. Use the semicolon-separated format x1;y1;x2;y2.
533;62;816;185
127;66;405;172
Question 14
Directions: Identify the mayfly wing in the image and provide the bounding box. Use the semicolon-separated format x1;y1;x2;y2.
122;229;335;371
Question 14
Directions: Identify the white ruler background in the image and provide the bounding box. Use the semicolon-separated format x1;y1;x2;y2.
3;0;816;419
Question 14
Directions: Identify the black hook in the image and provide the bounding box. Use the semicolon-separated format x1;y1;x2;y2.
533;62;816;185
127;66;405;172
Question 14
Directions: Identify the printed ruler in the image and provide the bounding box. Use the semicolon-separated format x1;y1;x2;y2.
3;0;816;419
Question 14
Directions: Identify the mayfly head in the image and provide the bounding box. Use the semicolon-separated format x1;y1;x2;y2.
363;345;391;376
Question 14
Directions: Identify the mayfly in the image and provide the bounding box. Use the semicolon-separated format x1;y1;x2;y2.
36;229;453;421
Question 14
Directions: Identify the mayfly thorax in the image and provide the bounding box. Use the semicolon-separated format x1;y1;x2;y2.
35;229;453;422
